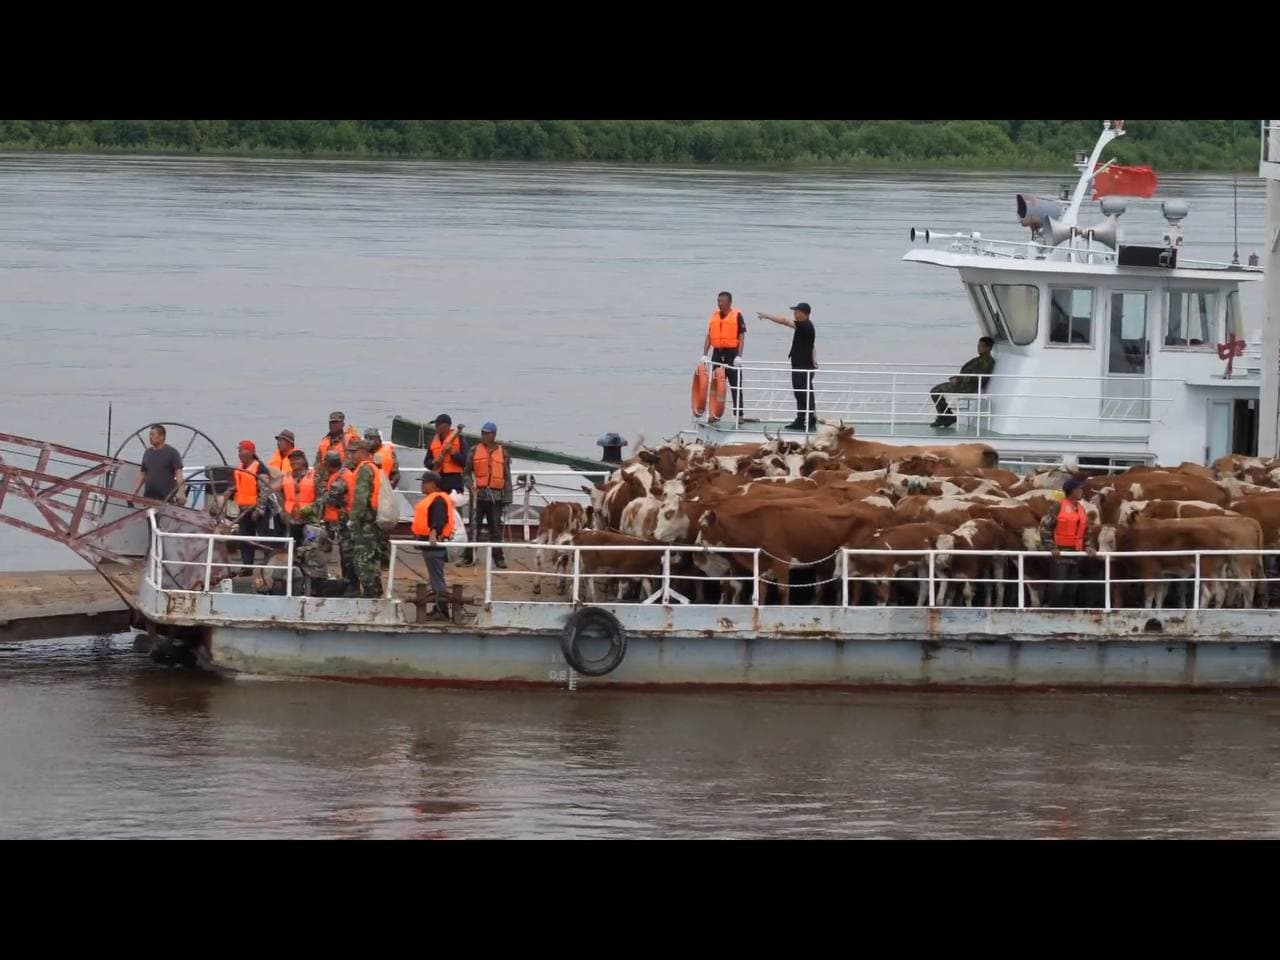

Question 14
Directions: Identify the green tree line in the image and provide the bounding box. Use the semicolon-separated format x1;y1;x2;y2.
0;120;1261;170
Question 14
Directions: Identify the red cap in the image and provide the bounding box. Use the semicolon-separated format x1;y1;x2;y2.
238;440;256;452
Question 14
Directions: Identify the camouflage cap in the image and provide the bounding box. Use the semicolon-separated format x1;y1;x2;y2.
363;427;381;440
328;411;345;422
324;449;343;463
348;439;370;453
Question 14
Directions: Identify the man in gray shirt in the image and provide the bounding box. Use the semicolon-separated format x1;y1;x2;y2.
133;424;184;502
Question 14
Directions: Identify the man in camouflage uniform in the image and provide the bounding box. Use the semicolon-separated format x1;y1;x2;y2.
930;336;996;428
257;513;338;597
315;448;357;590
349;440;389;599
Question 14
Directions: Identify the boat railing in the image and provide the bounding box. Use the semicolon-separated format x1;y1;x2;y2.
700;359;1178;437
393;467;611;533
146;510;296;594
144;513;1279;611
910;231;1260;272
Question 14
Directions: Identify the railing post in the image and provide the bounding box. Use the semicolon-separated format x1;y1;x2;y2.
661;548;671;603
975;377;983;438
752;549;760;607
385;541;396;599
571;548;581;603
1103;553;1112;611
927;551;936;607
203;535;214;593
1193;551;1201;610
286;537;295;598
1017;553;1025;609
484;542;493;604
522;477;532;543
841;549;849;608
705;358;713;423
890;372;897;434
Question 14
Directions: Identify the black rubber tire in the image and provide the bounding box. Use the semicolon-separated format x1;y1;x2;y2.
561;607;627;677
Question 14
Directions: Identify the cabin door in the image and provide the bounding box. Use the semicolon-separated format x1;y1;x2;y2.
1103;290;1152;421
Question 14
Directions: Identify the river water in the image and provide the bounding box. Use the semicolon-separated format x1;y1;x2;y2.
0;155;1274;838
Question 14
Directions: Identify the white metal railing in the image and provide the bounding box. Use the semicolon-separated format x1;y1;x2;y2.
698;359;1177;438
392;468;611;540
911;231;1261;272
386;539;761;606
842;547;1280;611
146;510;296;595
141;513;1279;613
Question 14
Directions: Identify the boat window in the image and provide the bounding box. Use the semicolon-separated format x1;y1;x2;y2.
965;282;1008;342
1226;289;1244;339
1108;291;1149;375
1048;287;1093;345
990;284;1039;346
1164;288;1219;349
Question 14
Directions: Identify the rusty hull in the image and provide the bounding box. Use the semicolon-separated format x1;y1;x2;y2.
133;579;1280;689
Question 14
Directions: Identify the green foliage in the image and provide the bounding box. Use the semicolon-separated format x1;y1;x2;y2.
0;120;1262;171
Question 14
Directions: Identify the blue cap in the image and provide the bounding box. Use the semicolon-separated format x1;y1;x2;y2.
481;422;497;433
597;432;626;447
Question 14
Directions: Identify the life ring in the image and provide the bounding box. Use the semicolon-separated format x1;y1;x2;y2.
691;364;709;416
561;607;627;677
708;367;727;420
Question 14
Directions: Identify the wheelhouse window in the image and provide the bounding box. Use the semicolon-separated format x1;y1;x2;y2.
1048;287;1093;345
965;282;1008;343
1164;288;1219;349
990;284;1040;346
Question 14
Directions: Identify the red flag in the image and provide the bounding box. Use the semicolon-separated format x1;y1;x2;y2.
1092;163;1157;200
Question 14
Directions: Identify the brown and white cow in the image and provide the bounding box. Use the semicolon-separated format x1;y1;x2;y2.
1105;516;1265;609
847;522;952;606
934;519;1022;607
570;529;667;603
531;501;588;595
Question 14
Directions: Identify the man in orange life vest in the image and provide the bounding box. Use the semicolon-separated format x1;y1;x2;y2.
364;427;401;489
232;440;267;570
412;470;457;619
424;414;468;494
279;448;316;523
267;429;297;477
702;290;746;420
1039;476;1095;607
463;421;512;568
315;411;360;484
315;448;357;588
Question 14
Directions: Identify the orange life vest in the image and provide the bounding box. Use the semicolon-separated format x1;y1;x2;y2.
321;468;355;523
1054;499;1087;551
316;426;359;465
473;443;505;489
233;460;262;507
707;309;742;350
354;460;381;511
371;443;396;479
268;446;295;474
281;470;316;517
412;491;457;539
430;434;464;475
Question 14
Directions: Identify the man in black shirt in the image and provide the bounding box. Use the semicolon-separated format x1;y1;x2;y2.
132;424;185;502
758;302;818;430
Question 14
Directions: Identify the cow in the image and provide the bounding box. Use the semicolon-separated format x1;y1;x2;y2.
570;529;667;603
1094;475;1230;524
934;519;1022;607
1104;516;1265;609
1116;499;1237;526
812;424;999;470
847;522;951;606
698;498;882;605
530;501;588;595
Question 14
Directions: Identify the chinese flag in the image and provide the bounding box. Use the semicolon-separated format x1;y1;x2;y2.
1093;164;1158;200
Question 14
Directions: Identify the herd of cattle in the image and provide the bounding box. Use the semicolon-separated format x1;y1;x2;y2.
522;425;1280;610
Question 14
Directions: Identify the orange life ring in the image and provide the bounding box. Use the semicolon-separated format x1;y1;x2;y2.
691;364;709;416
708;367;727;420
